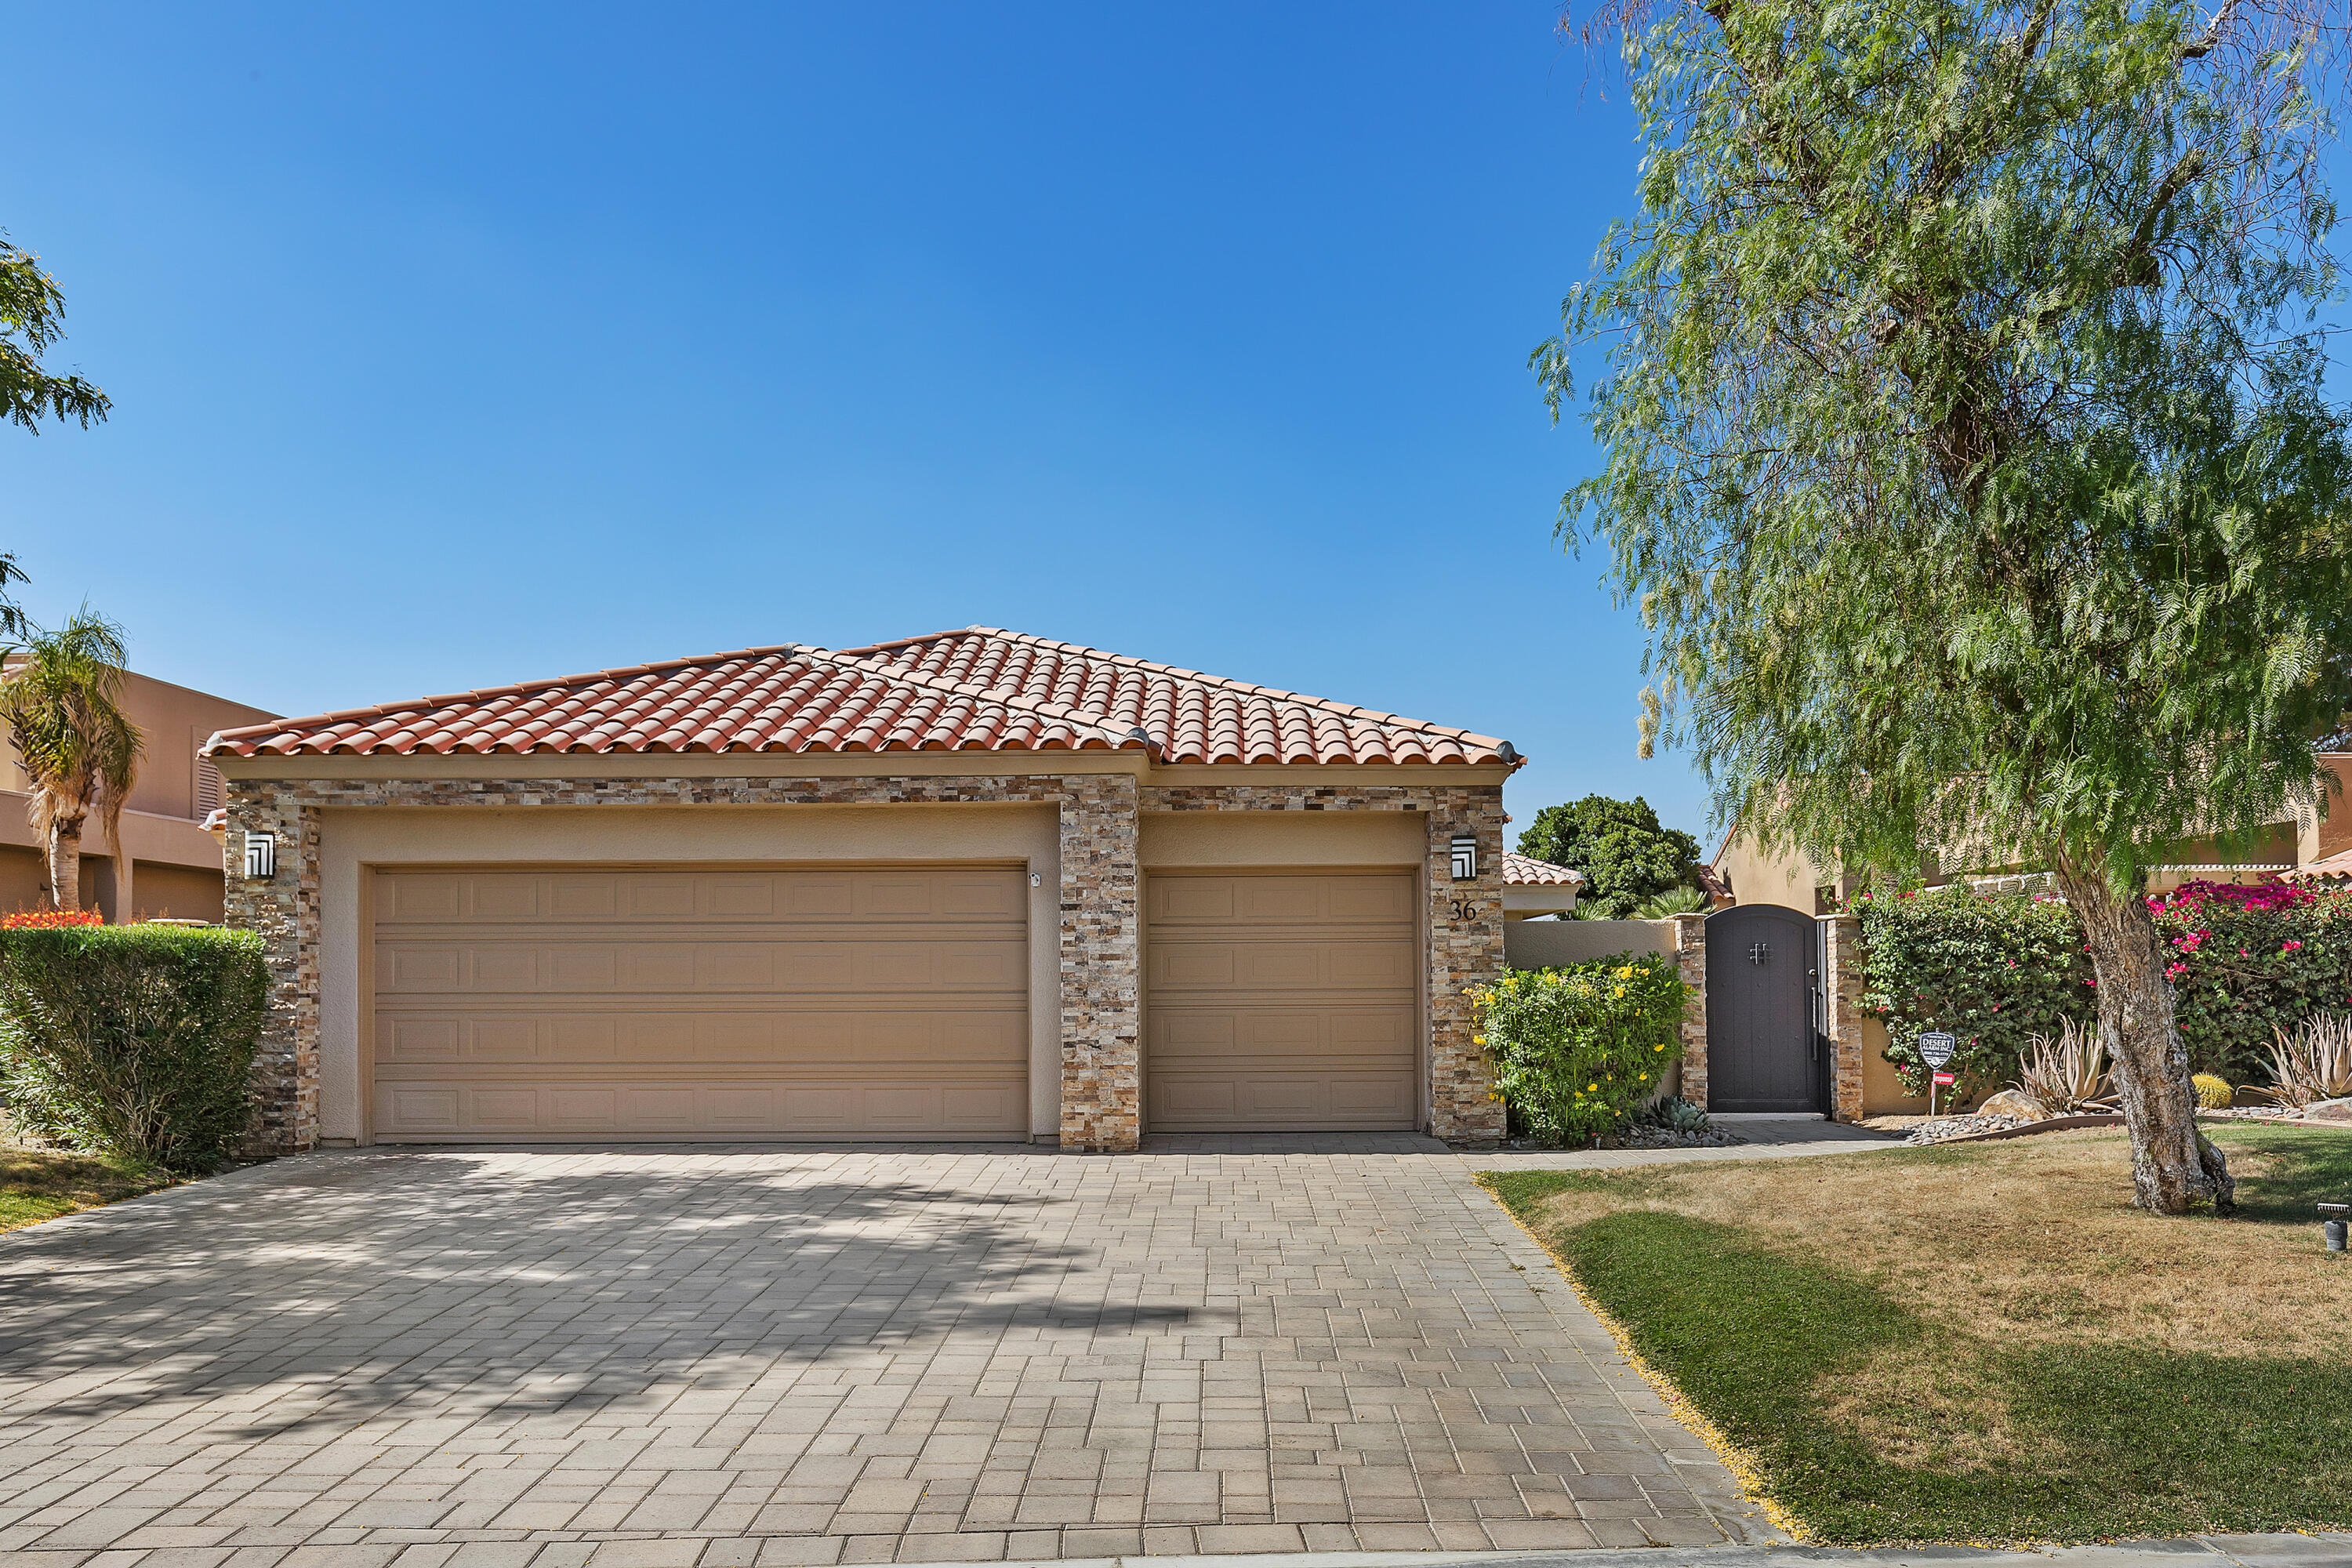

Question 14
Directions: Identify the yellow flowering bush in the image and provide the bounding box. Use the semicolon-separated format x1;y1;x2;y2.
1472;953;1690;1143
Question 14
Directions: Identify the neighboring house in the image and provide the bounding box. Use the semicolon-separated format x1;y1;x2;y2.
1;665;278;922
1500;851;1582;919
206;627;1523;1154
1710;760;2352;912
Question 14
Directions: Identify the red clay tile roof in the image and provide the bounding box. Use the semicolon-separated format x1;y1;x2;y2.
1501;851;1582;887
2281;851;2352;884
205;630;1521;765
835;628;1512;767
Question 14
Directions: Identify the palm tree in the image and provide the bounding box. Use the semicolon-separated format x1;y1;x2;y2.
0;612;140;912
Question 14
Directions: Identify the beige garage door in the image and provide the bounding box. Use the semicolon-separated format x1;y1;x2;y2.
1145;870;1419;1131
371;866;1028;1141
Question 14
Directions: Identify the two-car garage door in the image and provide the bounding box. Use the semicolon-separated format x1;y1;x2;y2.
369;862;1423;1142
371;866;1029;1141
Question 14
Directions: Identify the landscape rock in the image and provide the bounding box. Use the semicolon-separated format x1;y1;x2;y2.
1905;1113;2031;1145
2310;1097;2352;1123
1976;1089;2051;1122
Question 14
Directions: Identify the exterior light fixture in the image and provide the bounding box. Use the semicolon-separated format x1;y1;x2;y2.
1450;833;1479;881
244;831;276;880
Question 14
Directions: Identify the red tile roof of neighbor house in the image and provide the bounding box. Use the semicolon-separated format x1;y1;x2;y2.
1500;851;1582;887
2281;849;2352;884
205;629;1522;766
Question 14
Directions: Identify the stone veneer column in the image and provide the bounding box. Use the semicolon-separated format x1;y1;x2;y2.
220;782;320;1154
1822;913;1867;1123
1669;913;1709;1109
1426;795;1507;1141
1057;774;1142;1152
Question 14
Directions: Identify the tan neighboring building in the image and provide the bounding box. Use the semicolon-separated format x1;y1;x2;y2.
1500;851;1582;919
206;627;1523;1154
1;666;278;922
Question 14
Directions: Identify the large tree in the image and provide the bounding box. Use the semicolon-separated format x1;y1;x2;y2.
1519;794;1704;916
1538;0;2352;1211
1;231;111;639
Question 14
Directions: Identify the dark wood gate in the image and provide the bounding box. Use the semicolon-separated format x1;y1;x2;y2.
1704;904;1826;1113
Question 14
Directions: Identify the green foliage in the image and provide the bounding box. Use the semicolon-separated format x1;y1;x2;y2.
2192;1073;2234;1109
1858;881;2352;1088
1631;884;1708;917
0;234;110;435
0;611;143;892
1516;795;1701;918
1853;888;2094;1099
1537;0;2352;897
1475;953;1688;1142
0;924;267;1171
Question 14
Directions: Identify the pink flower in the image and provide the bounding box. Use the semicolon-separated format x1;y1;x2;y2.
2283;940;2303;952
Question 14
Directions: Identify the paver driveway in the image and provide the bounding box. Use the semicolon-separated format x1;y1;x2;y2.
0;1138;1786;1566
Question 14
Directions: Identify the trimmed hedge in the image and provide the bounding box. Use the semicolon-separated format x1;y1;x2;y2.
0;924;267;1171
1475;953;1690;1142
1853;880;2352;1094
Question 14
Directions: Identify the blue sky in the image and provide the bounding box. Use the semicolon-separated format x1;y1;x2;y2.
2;4;1706;840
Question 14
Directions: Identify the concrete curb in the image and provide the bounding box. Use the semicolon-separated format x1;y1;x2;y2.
891;1536;2352;1568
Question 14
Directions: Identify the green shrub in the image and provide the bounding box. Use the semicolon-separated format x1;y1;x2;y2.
1852;888;2094;1101
0;924;268;1171
2191;1072;2234;1109
1476;953;1689;1144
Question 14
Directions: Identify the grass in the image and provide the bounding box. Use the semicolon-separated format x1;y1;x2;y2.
1481;1123;2352;1546
0;1141;176;1232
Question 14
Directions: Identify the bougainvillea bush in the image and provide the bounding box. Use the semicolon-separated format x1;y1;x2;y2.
2152;880;2352;1083
1856;879;2352;1094
1475;954;1689;1143
1851;888;2094;1100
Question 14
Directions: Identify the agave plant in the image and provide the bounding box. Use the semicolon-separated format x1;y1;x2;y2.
2015;1016;2116;1113
2259;1014;2352;1109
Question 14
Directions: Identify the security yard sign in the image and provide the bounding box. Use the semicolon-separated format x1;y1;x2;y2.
1918;1031;1958;1116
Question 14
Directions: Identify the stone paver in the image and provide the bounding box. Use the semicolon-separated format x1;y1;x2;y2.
0;1140;1796;1565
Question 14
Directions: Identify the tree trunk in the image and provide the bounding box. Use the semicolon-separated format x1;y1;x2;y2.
45;816;82;912
2052;853;2232;1214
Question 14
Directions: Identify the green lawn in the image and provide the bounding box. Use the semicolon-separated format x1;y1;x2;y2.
1482;1123;2352;1545
0;1142;175;1232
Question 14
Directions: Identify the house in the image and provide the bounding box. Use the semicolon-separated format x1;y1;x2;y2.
205;628;1523;1154
2;666;278;921
1500;851;1582;919
1709;761;2350;913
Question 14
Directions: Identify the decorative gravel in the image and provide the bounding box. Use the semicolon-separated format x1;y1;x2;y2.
1905;1113;2032;1145
1610;1123;1748;1149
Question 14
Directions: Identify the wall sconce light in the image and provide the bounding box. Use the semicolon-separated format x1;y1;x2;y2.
244;831;276;880
1450;833;1478;881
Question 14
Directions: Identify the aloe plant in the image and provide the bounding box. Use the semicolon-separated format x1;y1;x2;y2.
2016;1018;2116;1114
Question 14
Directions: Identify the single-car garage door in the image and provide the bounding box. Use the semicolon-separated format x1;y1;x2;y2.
1145;869;1419;1131
370;866;1028;1141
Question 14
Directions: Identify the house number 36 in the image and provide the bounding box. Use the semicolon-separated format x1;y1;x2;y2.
1449;898;1475;921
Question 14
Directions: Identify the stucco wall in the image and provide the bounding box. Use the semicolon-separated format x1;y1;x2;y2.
1503;919;1675;968
1139;809;1423;868
313;803;1061;1144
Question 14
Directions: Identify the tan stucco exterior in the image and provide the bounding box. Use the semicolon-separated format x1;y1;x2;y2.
221;744;1514;1152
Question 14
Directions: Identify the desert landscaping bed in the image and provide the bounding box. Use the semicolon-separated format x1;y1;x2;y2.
1481;1123;2352;1546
